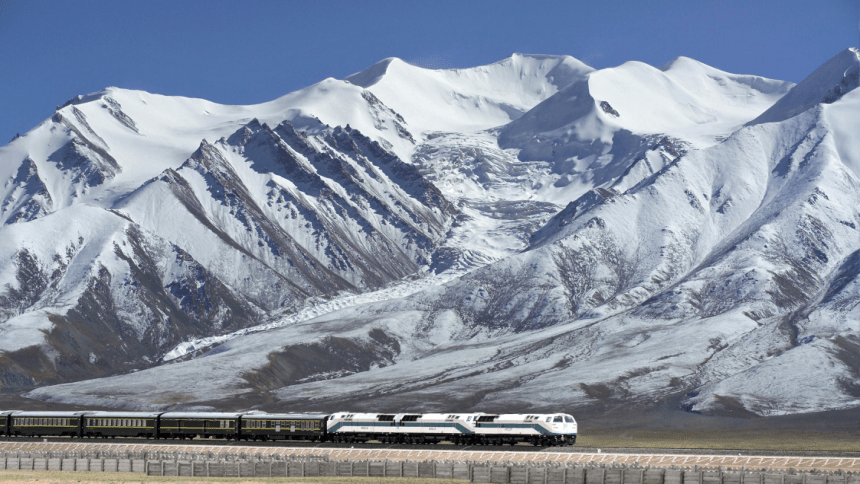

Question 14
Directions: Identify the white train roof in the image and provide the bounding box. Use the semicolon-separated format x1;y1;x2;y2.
10;411;88;417
84;411;163;418
159;412;242;419
242;413;328;419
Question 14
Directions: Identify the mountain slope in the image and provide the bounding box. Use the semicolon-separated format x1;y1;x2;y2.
5;50;860;418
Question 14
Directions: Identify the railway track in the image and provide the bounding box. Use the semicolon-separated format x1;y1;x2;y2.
1;437;857;458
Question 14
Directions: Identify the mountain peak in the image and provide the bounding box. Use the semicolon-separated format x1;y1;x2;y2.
343;57;401;88
750;47;860;126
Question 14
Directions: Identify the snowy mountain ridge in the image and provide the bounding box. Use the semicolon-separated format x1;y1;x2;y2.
3;50;859;418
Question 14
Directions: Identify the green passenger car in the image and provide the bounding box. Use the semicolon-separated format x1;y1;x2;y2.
240;413;328;441
83;411;162;438
158;412;241;440
8;411;87;437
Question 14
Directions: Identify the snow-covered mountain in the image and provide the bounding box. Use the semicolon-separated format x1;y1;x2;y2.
4;50;860;418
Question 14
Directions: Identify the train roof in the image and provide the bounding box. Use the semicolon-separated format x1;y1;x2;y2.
10;411;88;417
84;411;163;418
159;412;242;419
0;410;21;416
241;413;329;419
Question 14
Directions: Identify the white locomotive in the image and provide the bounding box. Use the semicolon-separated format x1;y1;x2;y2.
327;412;576;446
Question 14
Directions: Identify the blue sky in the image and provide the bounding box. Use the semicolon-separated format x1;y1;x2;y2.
1;0;858;144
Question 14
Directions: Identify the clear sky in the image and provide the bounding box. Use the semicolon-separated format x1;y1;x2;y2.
1;0;858;145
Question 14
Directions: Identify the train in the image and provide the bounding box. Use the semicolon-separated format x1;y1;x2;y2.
0;410;577;446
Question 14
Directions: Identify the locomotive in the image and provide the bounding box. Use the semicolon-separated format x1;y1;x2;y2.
0;410;576;446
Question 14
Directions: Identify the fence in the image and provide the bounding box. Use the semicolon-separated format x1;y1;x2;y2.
1;450;857;483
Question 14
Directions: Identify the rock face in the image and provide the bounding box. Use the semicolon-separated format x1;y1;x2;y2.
4;50;860;418
0;82;458;391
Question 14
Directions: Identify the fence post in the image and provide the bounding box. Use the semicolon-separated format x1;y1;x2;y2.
301;462;305;477
401;461;404;478
161;461;165;476
206;461;210;477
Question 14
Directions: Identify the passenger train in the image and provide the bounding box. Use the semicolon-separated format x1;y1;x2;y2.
0;410;576;446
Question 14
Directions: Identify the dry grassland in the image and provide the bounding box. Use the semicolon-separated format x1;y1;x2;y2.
574;430;860;452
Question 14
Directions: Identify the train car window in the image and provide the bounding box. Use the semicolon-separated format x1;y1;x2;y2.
554;416;563;422
564;416;574;423
545;417;551;422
